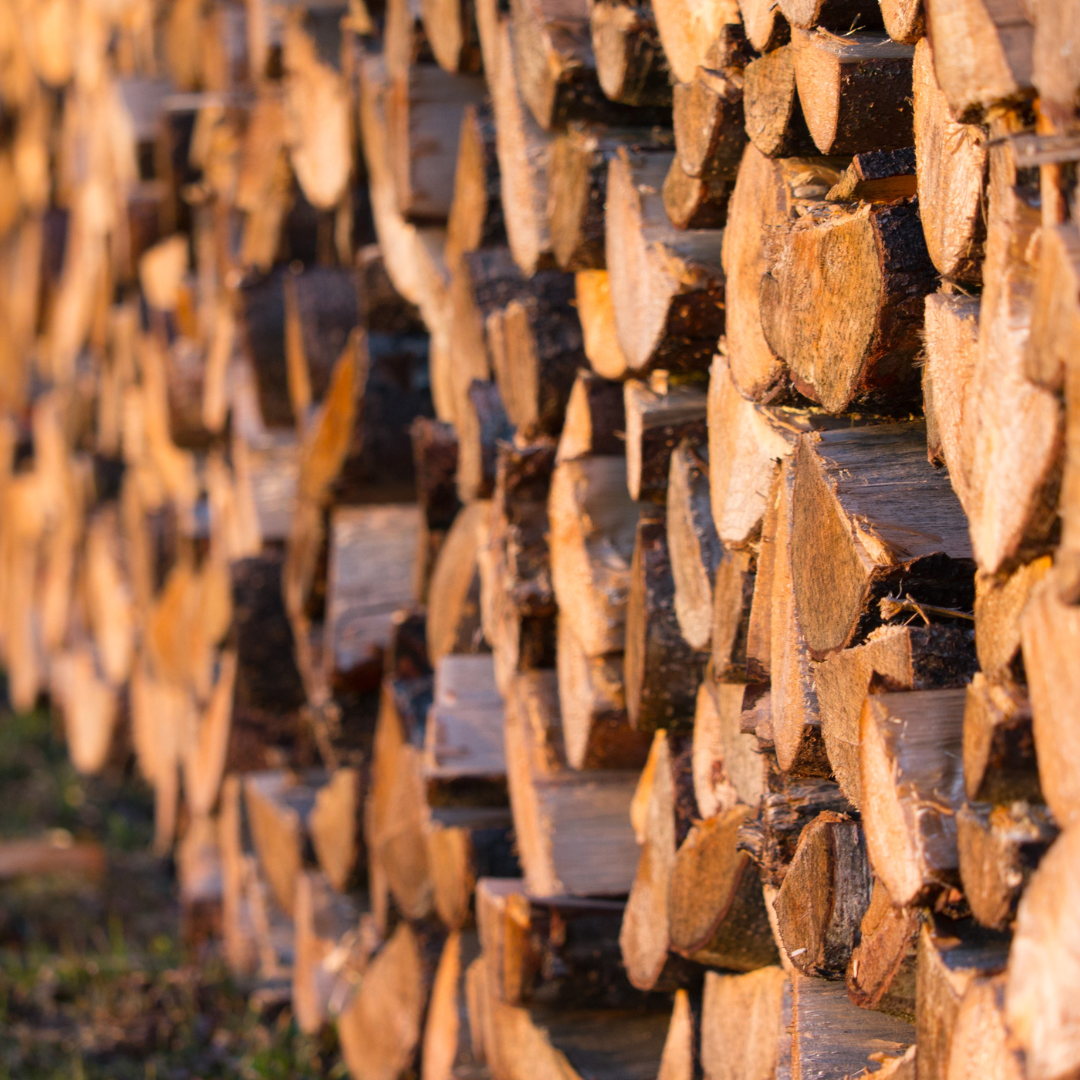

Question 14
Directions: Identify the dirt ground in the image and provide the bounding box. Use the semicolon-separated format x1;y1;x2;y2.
0;707;345;1079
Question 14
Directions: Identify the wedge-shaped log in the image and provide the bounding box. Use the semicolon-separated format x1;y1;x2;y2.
790;423;975;660
556;369;626;463
701;967;790;1080
913;40;987;283
445;104;506;270
738;0;791;54
860;689;967;905
672;26;751;181
427;500;489;665
963;673;1040;806
662;159;733;230
845;878;920;1018
946;975;1027;1080
791;30;915;154
422;932;484;1080
743;47;817;158
668;438;723;651
590;0;672;107
693;680;767;817
773;811;872;978
650;0;741;84
625;379;708;504
778;0;883;33
626;513;709;732
576;269;632;379
924;0;1033;121
760;202;937;413
814;625;977;807
549;455;639;657
606;148;726;375
420;0;482;74
668;807;779;972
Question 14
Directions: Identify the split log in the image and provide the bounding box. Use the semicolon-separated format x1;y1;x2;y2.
671;26;752;181
244;769;324;917
575;269;632;379
946;975;1026;1080
963;672;1039;806
293;871;368;1034
769;458;829;776
425;808;518;929
879;0;922;42
426;499;489;665
457;383;515;504
737;773;853;887
556;369;626;463
220;775;259;979
606;148;726;375
420;0;482;74
824;147;917;202
657;990;702;1080
693;679;767;817
662;160;733;230
743;473;785;688
860;688;967;905
424;654;507;780
475;879;644;1008
790;423;975;659
1020;580;1080;828
912;40;987;283
668;438;723;651
773;811;872;978
652;0;741;84
922;291;979;511
445;104;506;272
956;801;1057;930
963;116;1062;575
813;625;977;806
924;0;1033;121
620;731;705;989
790;30;914;155
624;379;708;504
743;48;818;158
421;931;484;1080
625;512;709;732
410;418;462;532
759;202;937;413
710;548;757;683
1026;221;1080;394
589;0;672;107
336;921;445;1080
915;920;1010;1080
557;615;650;770
309;767;364;893
700;967;790;1080
510;0;661;129
668;807;779;972
505;670;640;895
1005;825;1080;1080
486;272;584;436
548;455;639;657
845;878;920;1019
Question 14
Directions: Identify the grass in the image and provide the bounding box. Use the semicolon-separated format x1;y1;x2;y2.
0;707;346;1079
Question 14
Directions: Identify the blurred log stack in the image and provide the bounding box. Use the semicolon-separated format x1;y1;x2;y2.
5;0;1080;1076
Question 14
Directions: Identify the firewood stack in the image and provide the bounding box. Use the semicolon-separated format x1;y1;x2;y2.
5;0;1080;1075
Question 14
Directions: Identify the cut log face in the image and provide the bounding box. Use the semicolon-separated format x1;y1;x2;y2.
624;380;709;504
711;547;757;682
956;801;1057;930
1006;826;1080;1080
548;455;640;657
425;654;507;780
923;291;980;514
625;513;709;732
701;967;791;1080
445;104;506;270
759;201;937;413
860;688;967;905
605;148;726;376
662;160;734;231
694;679;767;816
778;0;883;33
913;40;987;283
813;624;978;807
668;439;723;651
420;0;482;74
946;975;1026;1080
916;921;1010;1080
790;30;915;155
1028;222;1080;399
924;0;1033;122
743;47;817;158
773;811;872;978
790;423;975;660
962;672;1039;806
557;615;649;770
668;808;779;972
1020;580;1080;829
309;767;362;893
557;369;627;464
590;0;673;107
672;26;752;181
845;878;920;1019
427;500;489;665
651;0;741;84
575;269;631;379
657;989;700;1080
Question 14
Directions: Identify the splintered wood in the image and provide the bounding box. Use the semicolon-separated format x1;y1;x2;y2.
8;1;1080;1080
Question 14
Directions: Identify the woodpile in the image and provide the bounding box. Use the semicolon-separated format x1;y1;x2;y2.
5;0;1080;1077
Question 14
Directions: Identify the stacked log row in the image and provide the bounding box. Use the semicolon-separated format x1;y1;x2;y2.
6;0;1080;1078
